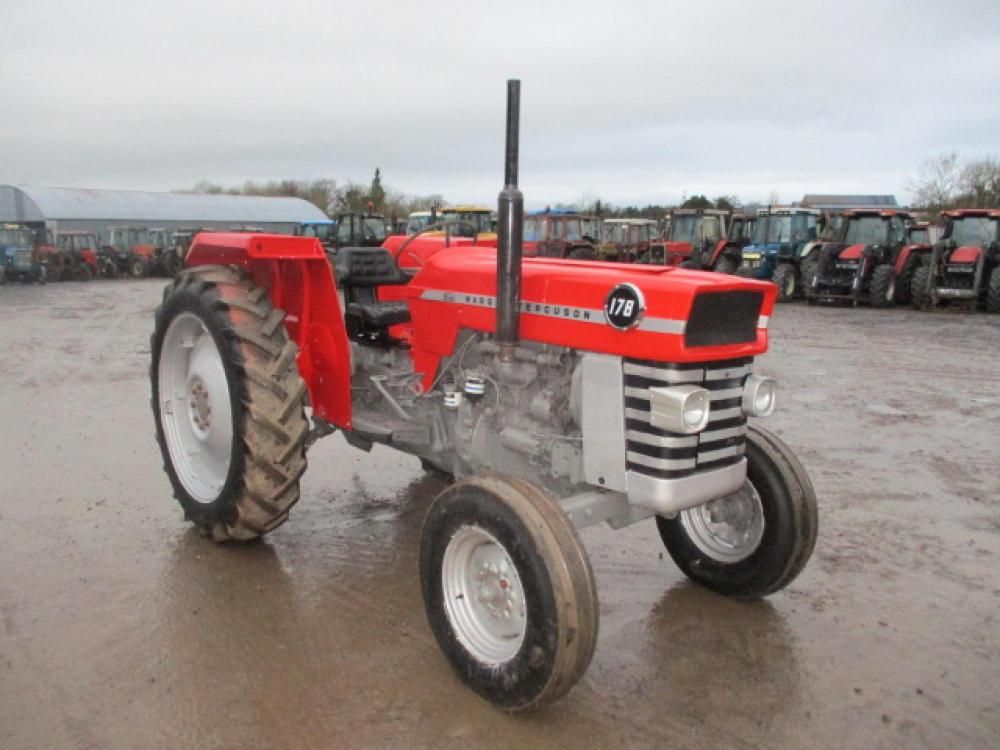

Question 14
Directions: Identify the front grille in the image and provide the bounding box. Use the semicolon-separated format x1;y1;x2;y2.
623;357;750;480
685;291;762;347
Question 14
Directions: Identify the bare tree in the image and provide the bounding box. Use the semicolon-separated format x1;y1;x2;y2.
909;152;960;210
959;157;1000;208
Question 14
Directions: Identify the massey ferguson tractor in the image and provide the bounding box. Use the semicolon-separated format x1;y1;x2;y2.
911;209;1000;312
597;218;658;262
149;81;817;711
804;209;915;307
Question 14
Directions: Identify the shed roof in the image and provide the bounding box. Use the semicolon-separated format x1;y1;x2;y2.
800;194;898;209
0;185;329;224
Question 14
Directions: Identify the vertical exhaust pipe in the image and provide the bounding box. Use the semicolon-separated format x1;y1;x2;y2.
496;79;524;362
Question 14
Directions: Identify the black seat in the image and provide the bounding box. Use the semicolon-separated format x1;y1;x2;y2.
334;247;411;332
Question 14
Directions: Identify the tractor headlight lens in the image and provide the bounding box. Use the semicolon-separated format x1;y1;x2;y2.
742;375;777;417
649;385;711;434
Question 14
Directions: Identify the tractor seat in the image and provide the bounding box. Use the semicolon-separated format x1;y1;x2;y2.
346;300;411;327
335;246;412;330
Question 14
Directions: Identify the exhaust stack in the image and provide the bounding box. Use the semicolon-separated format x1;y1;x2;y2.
496;79;524;362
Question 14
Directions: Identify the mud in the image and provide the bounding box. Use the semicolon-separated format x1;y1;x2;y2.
1;279;998;749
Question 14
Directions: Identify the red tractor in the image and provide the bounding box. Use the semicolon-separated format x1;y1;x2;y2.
597;218;658;262
804;209;918;307
522;209;600;259
911;209;1000;312
149;82;817;711
53;231;102;280
649;209;742;272
103;227;157;277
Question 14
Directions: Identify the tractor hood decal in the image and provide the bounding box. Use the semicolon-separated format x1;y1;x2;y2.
418;288;686;334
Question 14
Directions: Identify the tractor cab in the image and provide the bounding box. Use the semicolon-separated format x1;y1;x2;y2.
406;211;438;235
911;209;1000;311
805;209;914;307
293;220;336;250
728;213;756;244
648;209;739;272
332;212;388;251
438;205;497;239
522;209;599;259
598;218;657;262
737;208;820;301
0;223;45;284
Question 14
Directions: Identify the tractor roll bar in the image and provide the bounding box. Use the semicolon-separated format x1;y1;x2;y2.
496;79;524;361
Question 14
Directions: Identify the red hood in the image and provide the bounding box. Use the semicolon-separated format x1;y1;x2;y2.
406;245;774;364
838;243;865;260
950;246;981;264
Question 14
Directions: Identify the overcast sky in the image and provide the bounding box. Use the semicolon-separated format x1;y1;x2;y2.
2;0;999;209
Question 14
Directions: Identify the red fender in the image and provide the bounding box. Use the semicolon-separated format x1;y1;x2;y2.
839;244;865;260
893;244;928;275
950;246;981;264
707;239;733;266
185;232;353;429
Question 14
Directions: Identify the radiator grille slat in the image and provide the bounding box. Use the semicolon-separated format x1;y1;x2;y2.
624;357;750;481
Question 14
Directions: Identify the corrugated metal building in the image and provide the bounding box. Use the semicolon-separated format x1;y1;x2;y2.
0;185;330;241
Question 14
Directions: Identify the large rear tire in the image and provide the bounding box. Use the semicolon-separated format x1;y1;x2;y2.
983;265;1000;313
420;475;598;711
869;263;895;308
773;263;797;302
714;256;738;274
911;263;933;310
130;257;151;278
150;265;309;541
895;256;919;305
656;425;818;599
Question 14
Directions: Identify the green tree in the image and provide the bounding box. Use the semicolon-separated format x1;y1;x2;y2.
368;168;386;213
681;195;714;209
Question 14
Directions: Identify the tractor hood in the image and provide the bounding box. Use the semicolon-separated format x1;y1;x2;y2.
950;246;981;264
743;242;783;256
406;245;774;364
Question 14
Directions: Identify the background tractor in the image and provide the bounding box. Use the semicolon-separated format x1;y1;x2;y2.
0;223;46;284
736;208;820;302
598;218;658;261
331;211;388;251
293;220;336;251
55;231;102;280
103;227;157;277
438;205;497;240
805;209;914;307
149;81;817;712
522;208;600;259
911;209;1000;312
648;209;741;271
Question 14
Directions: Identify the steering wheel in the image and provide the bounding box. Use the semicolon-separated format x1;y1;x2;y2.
392;220;480;273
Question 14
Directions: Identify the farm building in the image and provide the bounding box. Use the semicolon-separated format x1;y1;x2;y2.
798;194;899;211
0;185;330;242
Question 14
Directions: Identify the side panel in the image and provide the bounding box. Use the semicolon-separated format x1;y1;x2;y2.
580;354;627;492
950;246;982;264
186;233;352;429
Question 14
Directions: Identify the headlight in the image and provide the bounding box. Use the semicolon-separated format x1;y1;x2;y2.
649;385;711;434
742;375;777;417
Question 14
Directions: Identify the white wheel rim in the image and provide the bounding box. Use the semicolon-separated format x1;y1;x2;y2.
681;481;765;563
441;525;527;665
887;277;895;301
158;312;234;504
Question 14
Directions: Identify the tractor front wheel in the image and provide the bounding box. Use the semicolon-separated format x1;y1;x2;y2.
986;266;1000;313
151;265;309;541
656;425;818;599
130;257;151;278
869;264;895;308
420;475;598;711
714;256;738;274
773;263;797;302
911;264;933;310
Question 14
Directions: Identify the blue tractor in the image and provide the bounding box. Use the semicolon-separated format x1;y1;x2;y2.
0;223;46;285
736;208;820;302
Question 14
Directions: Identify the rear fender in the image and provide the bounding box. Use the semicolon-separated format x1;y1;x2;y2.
707;240;735;265
894;244;929;275
186;232;352;429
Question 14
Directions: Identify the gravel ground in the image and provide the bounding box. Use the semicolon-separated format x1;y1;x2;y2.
1;278;998;750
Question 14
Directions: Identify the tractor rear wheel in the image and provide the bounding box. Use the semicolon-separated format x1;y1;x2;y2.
911;264;933;310
151;265;309;541
130;257;150;278
986;266;1000;313
869;264;895;308
75;264;93;282
420;474;598;711
895;256;919;305
656;425;818;599
773;263;797;302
